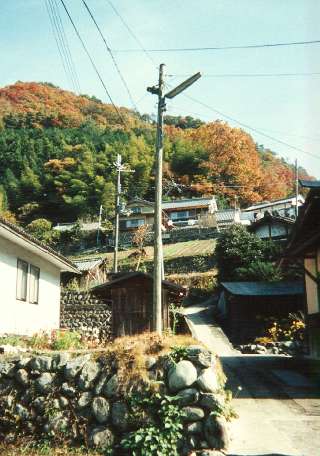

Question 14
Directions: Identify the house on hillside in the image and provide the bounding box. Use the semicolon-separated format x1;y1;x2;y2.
119;197;218;231
242;195;304;222
0;216;79;335
92;271;186;336
248;211;295;241
218;281;304;343
119;198;155;231
285;180;320;358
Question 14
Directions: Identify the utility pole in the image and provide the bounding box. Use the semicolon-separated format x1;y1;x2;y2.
153;63;165;334
147;66;201;334
96;204;103;246
295;158;299;218
113;154;133;273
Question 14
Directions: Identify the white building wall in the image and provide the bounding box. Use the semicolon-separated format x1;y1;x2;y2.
0;237;61;335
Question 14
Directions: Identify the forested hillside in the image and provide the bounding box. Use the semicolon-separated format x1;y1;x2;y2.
0;81;311;226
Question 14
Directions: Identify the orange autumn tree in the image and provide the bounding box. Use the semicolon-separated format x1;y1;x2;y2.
186;121;264;205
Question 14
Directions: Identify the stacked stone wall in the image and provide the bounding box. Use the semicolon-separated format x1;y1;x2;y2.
60;291;112;341
0;347;229;455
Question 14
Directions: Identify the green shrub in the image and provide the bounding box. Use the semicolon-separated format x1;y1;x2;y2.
216;225;282;281
235;260;283;282
121;393;185;456
51;330;83;350
0;334;27;347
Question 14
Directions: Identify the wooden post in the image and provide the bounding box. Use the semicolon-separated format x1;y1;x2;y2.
153;64;165;334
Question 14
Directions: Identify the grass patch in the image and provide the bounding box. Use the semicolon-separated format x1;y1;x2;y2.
0;330;86;351
100;332;201;394
0;441;103;455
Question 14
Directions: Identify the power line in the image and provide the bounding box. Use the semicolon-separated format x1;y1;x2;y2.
81;0;138;111
45;0;76;92
59;0;126;126
113;38;320;53
48;0;80;93
168;72;320;78
180;91;320;160
106;0;157;68
52;0;81;93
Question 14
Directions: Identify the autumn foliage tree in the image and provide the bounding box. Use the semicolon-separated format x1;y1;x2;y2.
0;82;314;227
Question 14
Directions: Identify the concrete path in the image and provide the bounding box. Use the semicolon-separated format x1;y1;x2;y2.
183;304;320;456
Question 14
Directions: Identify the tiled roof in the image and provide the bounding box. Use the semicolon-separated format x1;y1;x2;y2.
0;216;79;273
221;281;304;297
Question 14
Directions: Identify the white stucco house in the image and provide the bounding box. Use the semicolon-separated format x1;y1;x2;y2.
0;216;79;335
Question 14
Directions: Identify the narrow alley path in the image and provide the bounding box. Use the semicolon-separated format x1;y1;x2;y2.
183;304;320;456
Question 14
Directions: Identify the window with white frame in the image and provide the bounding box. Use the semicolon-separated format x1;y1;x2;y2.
16;259;28;301
16;259;40;304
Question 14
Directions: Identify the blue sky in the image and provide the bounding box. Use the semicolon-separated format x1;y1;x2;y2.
1;0;320;177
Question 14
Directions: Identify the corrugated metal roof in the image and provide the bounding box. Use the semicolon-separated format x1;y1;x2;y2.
221;281;304;297
73;257;104;272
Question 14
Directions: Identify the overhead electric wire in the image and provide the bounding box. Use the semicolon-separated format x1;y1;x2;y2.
167;104;320;144
59;0;125;125
47;0;80;93
52;0;81;93
45;0;75;92
168;71;320;78
179;89;320;160
113;38;320;53
81;0;138;111
106;0;157;68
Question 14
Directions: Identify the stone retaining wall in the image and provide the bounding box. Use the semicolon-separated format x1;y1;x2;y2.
0;347;229;455
60;291;112;341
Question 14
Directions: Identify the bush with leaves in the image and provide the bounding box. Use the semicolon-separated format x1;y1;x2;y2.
216;224;281;281
121;393;185;456
26;218;60;246
235;260;283;282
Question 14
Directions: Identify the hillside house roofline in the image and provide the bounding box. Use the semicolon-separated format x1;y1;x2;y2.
249;212;295;230
243;194;304;212
0;216;79;273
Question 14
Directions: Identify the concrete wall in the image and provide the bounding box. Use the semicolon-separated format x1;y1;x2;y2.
0;236;61;335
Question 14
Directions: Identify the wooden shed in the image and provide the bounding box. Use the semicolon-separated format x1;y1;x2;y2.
218;281;304;343
91;272;186;337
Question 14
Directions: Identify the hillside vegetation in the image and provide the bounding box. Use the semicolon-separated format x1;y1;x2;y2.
0;81;312;227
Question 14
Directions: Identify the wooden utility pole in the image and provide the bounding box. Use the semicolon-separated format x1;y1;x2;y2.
96;205;103;246
113;154;122;273
113;155;133;273
295;158;299;218
147;66;201;334
153;63;165;334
